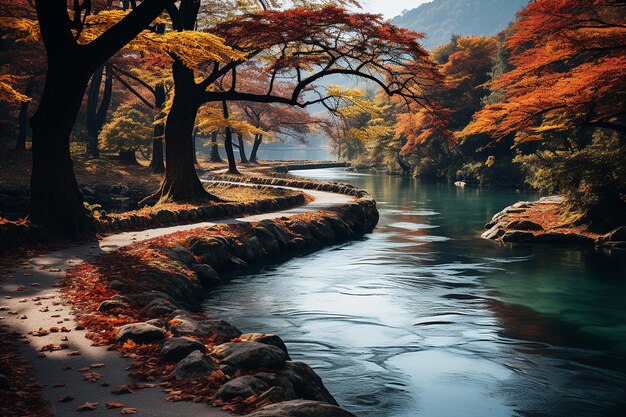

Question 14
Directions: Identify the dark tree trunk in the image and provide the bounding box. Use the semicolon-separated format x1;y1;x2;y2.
209;131;222;162
237;132;249;164
154;60;216;203
192;128;199;164
85;64;113;158
29;0;176;236
222;101;239;174
30;63;94;237
119;148;139;165
149;82;166;173
15;78;35;152
249;134;262;164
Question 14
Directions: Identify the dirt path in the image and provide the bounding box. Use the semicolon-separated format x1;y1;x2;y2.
0;184;353;417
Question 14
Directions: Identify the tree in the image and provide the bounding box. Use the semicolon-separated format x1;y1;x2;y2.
99;101;153;164
152;5;442;203
27;0;177;236
460;0;626;143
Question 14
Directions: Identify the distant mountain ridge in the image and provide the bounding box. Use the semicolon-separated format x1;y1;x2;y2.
392;0;529;50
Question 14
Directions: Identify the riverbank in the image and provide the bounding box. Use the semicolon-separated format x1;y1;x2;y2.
482;196;626;251
0;170;376;417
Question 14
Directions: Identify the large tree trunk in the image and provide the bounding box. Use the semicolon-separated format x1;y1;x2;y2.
192;128;199;164
237;132;249;164
209;131;222;162
249;134;262;164
30;64;94;236
15;78;35;152
149;82;166;173
154;61;216;203
85;64;113;158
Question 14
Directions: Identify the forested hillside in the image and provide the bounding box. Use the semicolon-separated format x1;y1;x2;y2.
393;0;528;49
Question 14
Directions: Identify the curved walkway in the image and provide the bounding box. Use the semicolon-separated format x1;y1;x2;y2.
0;183;353;417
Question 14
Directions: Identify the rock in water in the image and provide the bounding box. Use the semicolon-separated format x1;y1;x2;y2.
507;220;543;231
247;400;357;417
172;350;216;379
168;315;241;343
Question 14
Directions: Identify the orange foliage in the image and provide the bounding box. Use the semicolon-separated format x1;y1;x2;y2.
460;0;626;143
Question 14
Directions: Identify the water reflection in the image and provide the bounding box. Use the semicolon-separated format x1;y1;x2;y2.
203;169;626;417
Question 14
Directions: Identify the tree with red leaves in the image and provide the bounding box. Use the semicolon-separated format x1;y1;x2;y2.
151;5;442;203
460;0;626;143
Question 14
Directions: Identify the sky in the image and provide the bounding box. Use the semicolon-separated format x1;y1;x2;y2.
355;0;433;19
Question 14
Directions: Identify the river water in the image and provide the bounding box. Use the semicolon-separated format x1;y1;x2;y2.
203;168;626;417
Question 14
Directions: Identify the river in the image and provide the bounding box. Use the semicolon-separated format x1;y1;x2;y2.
203;168;626;417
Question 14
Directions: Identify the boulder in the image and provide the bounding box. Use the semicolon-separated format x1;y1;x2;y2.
501;231;535;244
277;361;337;405
247;400;356;417
506;220;543;231
141;297;179;316
116;322;166;344
169;315;241;343
192;264;220;287
253;226;280;256
165;245;196;266
607;226;626;242
308;219;336;243
239;333;290;357
97;296;130;312
215;375;269;401
212;342;287;370
172;350;216;380
160;337;207;362
326;217;354;241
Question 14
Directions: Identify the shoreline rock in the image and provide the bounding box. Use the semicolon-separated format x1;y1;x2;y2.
482;196;625;251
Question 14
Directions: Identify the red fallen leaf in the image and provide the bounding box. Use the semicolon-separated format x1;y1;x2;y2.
105;401;125;409
52;382;65;388
76;402;98;411
50;327;60;332
67;351;81;356
121;408;137;415
62;365;72;370
82;372;102;382
79;367;91;372
49;268;61;272
112;384;135;394
59;395;74;402
32;328;50;337
90;363;105;368
16;285;25;291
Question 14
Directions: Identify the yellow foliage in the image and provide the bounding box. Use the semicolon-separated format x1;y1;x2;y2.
196;105;267;136
0;75;31;103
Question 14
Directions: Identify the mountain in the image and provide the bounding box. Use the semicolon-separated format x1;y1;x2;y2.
392;0;529;50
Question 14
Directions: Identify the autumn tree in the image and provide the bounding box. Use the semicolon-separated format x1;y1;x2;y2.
150;5;442;203
26;0;178;236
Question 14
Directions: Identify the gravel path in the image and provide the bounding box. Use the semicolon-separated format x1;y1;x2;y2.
0;183;353;417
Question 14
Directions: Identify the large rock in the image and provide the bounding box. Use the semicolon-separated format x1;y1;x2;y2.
172;350;216;380
215;375;270;401
239;333;290;357
507;219;543;231
277;362;337;405
165;245;196;266
97;296;130;312
247;400;356;417
192;263;220;287
160;337;207;362
501;231;535;244
116;322;165;344
169;315;241;343
212;342;287;370
141;297;179;316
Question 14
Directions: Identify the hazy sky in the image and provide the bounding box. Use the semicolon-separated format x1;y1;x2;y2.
356;0;433;19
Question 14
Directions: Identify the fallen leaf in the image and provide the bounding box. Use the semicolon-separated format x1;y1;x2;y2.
59;395;74;402
105;402;125;409
112;384;134;394
76;402;98;411
90;363;105;368
67;350;81;356
52;383;65;388
120;408;137;414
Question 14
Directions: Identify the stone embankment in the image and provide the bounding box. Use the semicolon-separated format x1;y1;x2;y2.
482;196;626;250
0;185;306;252
61;177;378;416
